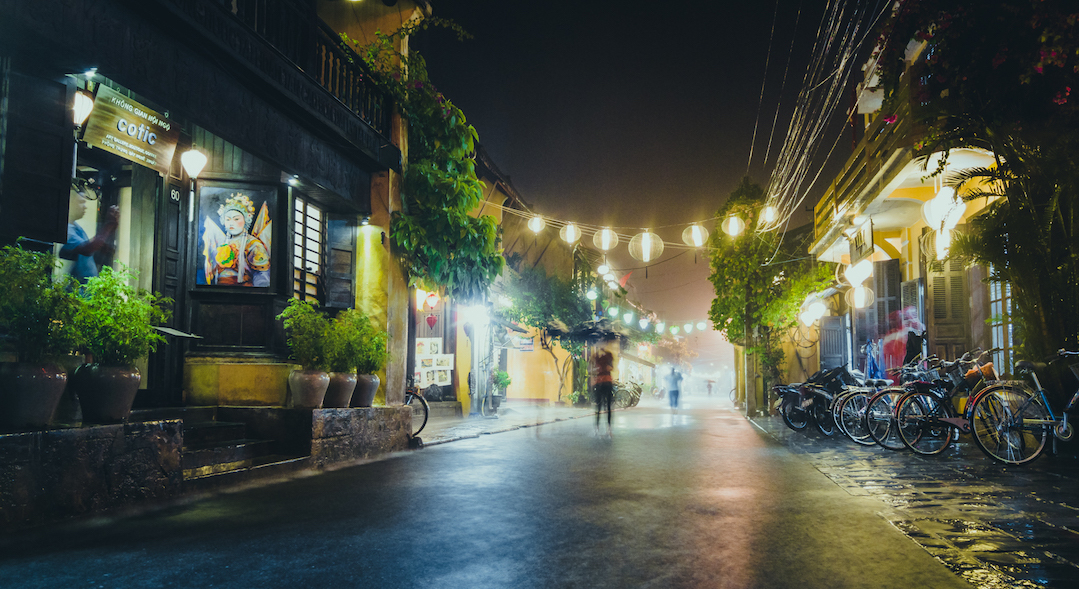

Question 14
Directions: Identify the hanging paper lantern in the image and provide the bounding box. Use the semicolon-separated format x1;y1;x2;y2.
683;323;693;334
603;272;616;282
682;224;709;247
760;205;778;225
623;312;633;323
608;307;619;317
655;322;666;333
721;215;745;237
607;281;619;290
597;263;610;275
696;321;707;331
592;228;619;251
559;223;582;243
527;215;546;233
638;318;650;329
425;314;438;328
629;231;665;263
670;326;680;335
425;292;441;309
846;286;875;309
415;288;428;309
586;289;598;300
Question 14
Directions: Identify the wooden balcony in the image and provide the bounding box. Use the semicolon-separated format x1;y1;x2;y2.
811;81;920;253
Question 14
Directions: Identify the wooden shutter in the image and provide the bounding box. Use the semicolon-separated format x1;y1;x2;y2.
873;259;902;333
819;315;847;370
927;257;970;359
0;63;74;243
323;214;356;309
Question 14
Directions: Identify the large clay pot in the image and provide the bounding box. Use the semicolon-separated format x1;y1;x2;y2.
352;374;380;408
323;372;358;408
0;363;68;429
289;369;330;408
71;364;141;423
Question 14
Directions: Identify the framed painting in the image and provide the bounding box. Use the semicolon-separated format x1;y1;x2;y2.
196;183;275;287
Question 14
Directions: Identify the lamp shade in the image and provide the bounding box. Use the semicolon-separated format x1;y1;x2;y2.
846;286;875;309
597;263;610;275
592;228;619;251
721;215;745;237
843;259;873;286
181;148;209;179
559;223;582;243
73;91;94;126
623;312;634;323
922;186;964;230
696;321;707;331
682;224;709;247
670;326;680;335
527;215;546;233
638;318;650;329
683;323;693;334
629;231;665;263
655;322;665;333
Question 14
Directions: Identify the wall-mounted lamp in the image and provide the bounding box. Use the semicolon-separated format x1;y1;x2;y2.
361;216;370;226
181;145;208;223
73;91;95;127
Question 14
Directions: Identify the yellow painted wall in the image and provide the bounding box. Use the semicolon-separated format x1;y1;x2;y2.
183;357;295;406
505;327;573;404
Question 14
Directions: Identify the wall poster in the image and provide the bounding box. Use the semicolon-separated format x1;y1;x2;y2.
415;338;441;356
197;183;274;287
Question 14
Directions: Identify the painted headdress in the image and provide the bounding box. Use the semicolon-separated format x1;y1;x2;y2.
218;193;256;230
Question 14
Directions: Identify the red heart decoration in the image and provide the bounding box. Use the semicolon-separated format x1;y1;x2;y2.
426;314;438;328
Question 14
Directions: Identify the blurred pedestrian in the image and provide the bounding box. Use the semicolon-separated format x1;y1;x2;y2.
665;366;684;410
591;335;616;436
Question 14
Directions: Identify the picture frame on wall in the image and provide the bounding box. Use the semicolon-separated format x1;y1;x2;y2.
196;182;275;287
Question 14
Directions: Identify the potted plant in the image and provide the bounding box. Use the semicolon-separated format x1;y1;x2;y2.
492;369;511;395
69;264;171;423
322;309;368;408
0;245;80;429
276;299;331;408
352;314;388;408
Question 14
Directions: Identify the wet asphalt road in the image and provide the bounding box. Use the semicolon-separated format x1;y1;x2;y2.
0;396;1027;588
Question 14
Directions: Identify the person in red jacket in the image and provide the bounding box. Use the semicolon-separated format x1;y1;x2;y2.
591;335;616;436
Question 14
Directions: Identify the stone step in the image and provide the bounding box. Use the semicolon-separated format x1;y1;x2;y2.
130;406;217;424
183;454;311;493
182;421;247;447
181;438;276;471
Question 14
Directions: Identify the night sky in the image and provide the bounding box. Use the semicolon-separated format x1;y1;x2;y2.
415;1;867;373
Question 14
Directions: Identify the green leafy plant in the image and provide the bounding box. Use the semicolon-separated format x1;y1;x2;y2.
326;308;388;375
0;245;80;363
72;264;171;366
343;20;503;303
276;299;332;371
492;369;511;391
707;177;833;388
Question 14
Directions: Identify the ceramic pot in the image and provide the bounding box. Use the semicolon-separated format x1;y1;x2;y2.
0;363;68;429
352;374;380;407
323;372;358;408
71;364;141;423
289;369;330;408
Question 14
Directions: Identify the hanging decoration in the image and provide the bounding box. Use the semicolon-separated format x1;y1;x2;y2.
681;224;709;247
425;314;438;328
593;228;619;251
721;215;745;237
629;231;665;263
527;215;546;233
559;223;582;243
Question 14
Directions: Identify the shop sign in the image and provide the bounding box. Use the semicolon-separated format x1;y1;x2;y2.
517;337;534;352
83;85;178;176
849;219;874;265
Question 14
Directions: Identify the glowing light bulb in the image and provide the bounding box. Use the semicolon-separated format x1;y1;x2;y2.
528;215;546;233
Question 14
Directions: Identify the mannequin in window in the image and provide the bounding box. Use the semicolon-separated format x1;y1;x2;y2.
60;181;119;283
201;193;272;286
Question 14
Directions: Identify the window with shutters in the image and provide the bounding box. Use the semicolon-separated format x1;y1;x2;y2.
293;197;323;302
988;265;1014;374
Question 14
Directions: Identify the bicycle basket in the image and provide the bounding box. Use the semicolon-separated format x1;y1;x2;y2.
980;362;998;381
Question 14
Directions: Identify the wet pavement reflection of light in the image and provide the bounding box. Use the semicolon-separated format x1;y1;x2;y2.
753;413;1079;588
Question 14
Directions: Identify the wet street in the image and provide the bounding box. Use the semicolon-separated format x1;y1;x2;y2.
1;395;1076;588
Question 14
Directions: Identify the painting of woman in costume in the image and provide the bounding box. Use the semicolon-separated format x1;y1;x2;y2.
198;186;273;286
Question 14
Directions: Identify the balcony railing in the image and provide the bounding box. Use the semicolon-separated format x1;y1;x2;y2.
813;80;918;244
209;0;390;138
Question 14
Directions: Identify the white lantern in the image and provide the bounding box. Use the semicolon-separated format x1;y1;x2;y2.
655;322;666;333
670;326;681;335
608;307;619;317
607;281;619;290
682;224;709;247
721;215;745;237
922;186;964;231
623;312;634;323
846;286;875;309
843;259;873;286
527;215;546;233
638;318;650;329
73;91;94;126
760;205;778;224
586;289;598;301
603;272;616;282
683;323;693;334
696;321;707;331
559;223;582;243
593;228;619;251
629;231;664;263
181;148;209;180
597;263;610;275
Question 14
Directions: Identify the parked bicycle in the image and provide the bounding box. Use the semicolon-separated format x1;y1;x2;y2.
404;380;430;437
968;349;1079;465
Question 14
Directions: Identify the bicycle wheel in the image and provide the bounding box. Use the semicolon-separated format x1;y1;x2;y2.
812;396;836;436
970;384;1049;465
896;391;955;455
865;388;906;451
839;391;876;446
832;391;853;435
781;397;809;431
405;393;430;436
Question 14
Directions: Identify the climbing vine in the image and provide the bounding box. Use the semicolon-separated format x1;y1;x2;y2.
344;18;503;303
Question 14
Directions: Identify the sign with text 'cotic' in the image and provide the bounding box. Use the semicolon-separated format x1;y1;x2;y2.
82;85;178;176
